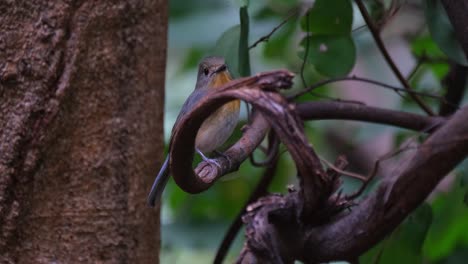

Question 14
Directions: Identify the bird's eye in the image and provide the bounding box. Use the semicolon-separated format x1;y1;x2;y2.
203;68;209;76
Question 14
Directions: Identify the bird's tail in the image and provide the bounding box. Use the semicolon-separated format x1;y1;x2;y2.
147;156;170;207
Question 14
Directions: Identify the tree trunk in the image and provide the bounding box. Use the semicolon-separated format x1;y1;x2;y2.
0;1;167;263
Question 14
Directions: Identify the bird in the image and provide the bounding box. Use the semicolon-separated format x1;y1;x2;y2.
147;56;240;207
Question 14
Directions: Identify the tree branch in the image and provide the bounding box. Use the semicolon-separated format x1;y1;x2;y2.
169;69;336;221
237;106;468;263
168;70;294;193
440;64;468;116
194;110;270;181
303;106;468;262
354;0;435;116
168;72;449;195
296;101;445;132
249;9;297;50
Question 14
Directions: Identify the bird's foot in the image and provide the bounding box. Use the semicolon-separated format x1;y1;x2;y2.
213;150;233;168
196;149;221;168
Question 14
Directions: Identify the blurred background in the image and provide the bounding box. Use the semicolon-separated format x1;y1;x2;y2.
160;0;468;263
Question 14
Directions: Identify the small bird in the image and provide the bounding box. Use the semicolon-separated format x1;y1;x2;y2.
147;56;240;207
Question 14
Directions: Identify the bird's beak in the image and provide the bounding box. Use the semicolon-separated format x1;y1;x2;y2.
210;64;232;88
214;64;227;74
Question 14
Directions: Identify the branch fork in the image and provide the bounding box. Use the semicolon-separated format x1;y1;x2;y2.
167;68;468;263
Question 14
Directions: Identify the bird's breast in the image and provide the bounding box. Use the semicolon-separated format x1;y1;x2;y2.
195;99;240;153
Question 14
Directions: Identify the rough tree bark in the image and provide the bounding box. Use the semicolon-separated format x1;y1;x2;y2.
0;1;167;263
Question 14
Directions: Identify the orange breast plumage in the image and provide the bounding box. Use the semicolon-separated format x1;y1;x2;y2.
210;71;232;88
195;71;240;153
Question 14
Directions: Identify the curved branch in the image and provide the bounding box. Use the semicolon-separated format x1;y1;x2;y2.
194;110;270;180
296;101;446;132
169;69;336;220
237;106;468;263
168;70;294;193
303;106;468;262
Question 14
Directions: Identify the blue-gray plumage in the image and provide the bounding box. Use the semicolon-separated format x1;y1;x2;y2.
147;57;240;207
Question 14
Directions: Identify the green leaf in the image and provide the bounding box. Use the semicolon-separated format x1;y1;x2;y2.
425;0;468;66
423;175;468;261
263;16;297;60
239;6;251;77
409;37;450;82
360;204;433;264
212;25;241;78
211;6;251;78
299;34;356;77
412;35;446;58
300;0;353;35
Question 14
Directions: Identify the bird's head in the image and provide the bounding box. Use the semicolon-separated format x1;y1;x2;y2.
195;56;232;90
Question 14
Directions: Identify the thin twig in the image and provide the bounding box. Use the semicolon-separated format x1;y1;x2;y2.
320;157;367;181
250;131;280;167
406;57;424;81
345;159;381;200
345;136;425;200
289;75;449;104
355;0;435;116
319;118;444;202
345;119;442;200
249;9;298;49
407;55;450;81
352;24;368;33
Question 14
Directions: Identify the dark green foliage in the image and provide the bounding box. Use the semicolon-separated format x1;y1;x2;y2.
423;173;468;261
163;1;467;262
299;0;356;77
299;34;356;77
212;25;241;78
425;0;468;66
360;204;433;263
300;0;353;35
